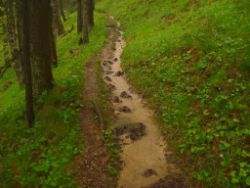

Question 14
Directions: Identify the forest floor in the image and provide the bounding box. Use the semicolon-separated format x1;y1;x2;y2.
0;12;109;187
78;17;190;188
1;1;249;187
76;46;114;187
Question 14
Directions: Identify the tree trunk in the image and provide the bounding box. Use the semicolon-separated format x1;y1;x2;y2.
28;0;54;97
81;0;89;44
19;0;35;128
49;0;58;67
59;0;66;21
77;0;82;33
50;28;58;67
6;0;24;85
52;0;65;36
87;0;94;29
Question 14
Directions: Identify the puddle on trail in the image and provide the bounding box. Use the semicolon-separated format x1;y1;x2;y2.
101;19;183;188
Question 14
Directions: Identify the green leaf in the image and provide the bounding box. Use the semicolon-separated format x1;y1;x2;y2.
246;177;250;186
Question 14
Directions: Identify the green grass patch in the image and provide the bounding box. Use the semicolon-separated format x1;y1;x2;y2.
97;0;250;187
0;11;107;187
95;59;120;181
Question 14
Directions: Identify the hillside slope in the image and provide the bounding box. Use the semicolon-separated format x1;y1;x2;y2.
0;12;107;187
97;0;250;187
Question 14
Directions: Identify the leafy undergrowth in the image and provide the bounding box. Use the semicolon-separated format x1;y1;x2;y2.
97;0;250;187
0;12;107;187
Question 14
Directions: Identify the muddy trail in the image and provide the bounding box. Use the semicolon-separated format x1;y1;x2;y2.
100;17;190;188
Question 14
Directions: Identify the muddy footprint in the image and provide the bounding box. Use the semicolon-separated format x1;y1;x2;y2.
104;76;112;82
115;71;124;77
120;91;132;99
107;83;116;91
143;169;158;178
113;122;146;141
102;61;113;68
106;70;114;75
118;106;131;113
102;61;108;66
112;96;122;103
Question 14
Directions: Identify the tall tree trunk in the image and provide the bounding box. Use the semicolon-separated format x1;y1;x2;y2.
52;0;65;36
87;0;94;29
50;28;58;67
77;0;82;33
2;23;10;68
49;0;58;67
28;0;54;97
6;0;24;85
19;0;35;127
59;0;66;21
81;0;89;44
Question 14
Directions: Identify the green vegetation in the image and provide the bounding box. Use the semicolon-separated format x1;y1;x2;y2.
98;0;250;187
95;59;120;180
0;12;107;187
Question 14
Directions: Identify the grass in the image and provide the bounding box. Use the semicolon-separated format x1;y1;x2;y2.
0;11;107;187
97;0;250;187
95;59;120;181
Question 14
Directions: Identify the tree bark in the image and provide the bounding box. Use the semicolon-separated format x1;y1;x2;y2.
81;0;89;44
77;0;82;33
50;28;58;67
59;0;66;21
6;0;24;85
49;0;58;67
87;0;94;29
52;0;65;36
19;0;35;128
28;0;54;97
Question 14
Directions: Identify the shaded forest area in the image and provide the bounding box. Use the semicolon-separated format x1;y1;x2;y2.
0;0;106;187
0;0;250;187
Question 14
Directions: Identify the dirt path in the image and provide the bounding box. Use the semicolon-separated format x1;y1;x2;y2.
101;17;190;188
78;16;189;188
77;52;114;187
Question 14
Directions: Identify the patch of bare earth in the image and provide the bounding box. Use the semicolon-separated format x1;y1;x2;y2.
76;16;191;188
101;17;191;188
76;48;115;187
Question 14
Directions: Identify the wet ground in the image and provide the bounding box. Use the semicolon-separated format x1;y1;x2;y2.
101;17;189;188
